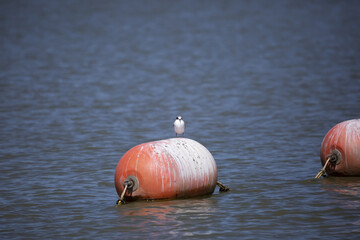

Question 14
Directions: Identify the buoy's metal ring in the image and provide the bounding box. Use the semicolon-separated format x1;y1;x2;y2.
123;175;139;192
328;149;342;165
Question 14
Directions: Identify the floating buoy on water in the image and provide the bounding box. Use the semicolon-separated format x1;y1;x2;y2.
316;119;360;177
115;138;218;202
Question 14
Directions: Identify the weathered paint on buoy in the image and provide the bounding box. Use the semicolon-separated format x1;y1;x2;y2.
320;119;360;176
114;138;218;201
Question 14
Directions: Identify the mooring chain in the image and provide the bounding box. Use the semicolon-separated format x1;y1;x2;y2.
116;183;128;206
314;156;333;179
217;181;231;192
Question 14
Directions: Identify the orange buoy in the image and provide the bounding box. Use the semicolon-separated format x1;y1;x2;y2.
320;119;360;176
114;138;218;201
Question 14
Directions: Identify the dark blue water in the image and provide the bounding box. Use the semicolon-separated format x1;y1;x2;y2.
1;0;360;239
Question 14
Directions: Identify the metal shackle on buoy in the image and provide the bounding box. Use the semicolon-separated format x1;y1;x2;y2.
114;138;218;201
320;119;360;176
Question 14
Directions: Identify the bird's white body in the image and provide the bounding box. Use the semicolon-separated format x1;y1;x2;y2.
174;116;185;136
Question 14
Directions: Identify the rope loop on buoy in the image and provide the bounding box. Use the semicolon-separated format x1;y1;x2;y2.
314;156;332;179
217;181;231;192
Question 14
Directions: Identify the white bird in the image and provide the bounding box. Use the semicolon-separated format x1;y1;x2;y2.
173;116;185;137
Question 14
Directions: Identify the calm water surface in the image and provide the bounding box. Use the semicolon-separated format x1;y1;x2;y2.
1;0;360;239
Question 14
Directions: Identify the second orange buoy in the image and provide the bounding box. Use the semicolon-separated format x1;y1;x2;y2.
320;119;360;176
